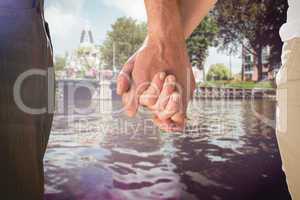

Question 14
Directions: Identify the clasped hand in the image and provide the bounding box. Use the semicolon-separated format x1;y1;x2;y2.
117;38;195;132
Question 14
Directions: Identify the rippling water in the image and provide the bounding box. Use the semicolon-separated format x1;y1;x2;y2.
44;100;291;200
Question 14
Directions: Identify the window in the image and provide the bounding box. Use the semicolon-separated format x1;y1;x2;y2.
245;74;252;80
262;72;268;80
262;46;270;64
244;64;253;72
245;55;253;64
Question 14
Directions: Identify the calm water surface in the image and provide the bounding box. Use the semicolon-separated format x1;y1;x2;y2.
44;100;291;200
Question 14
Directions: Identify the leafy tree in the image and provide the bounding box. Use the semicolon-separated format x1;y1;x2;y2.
213;0;288;81
263;0;288;68
54;55;67;72
206;63;231;81
187;16;219;70
100;17;147;70
75;46;100;69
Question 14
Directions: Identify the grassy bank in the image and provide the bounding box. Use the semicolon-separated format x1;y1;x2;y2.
199;80;275;89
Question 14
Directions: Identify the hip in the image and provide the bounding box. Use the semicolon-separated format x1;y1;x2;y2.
0;6;54;122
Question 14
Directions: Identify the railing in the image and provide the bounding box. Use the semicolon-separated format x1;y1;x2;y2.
194;86;276;99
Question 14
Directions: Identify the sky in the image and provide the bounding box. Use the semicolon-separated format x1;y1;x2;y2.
44;0;242;74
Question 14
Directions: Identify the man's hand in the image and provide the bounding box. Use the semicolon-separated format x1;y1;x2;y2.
117;0;198;131
117;38;195;131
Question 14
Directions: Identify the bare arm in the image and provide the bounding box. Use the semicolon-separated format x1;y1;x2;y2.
118;0;216;131
120;0;194;124
146;0;217;40
118;0;217;94
145;0;185;44
180;0;217;38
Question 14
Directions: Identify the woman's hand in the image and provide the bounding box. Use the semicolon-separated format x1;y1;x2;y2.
117;38;195;131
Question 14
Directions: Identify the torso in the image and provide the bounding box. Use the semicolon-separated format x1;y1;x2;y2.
287;0;300;23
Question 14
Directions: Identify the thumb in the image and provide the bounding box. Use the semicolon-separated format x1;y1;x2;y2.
117;58;135;95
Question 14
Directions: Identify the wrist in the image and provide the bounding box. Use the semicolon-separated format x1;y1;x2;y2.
145;37;191;69
148;27;185;44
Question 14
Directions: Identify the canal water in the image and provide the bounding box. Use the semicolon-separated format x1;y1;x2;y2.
44;99;291;200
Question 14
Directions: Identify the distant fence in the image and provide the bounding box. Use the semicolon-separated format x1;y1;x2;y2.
194;87;276;99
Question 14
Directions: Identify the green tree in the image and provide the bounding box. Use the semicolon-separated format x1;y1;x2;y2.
206;63;231;81
187;16;219;70
213;0;288;81
100;17;147;70
54;55;67;72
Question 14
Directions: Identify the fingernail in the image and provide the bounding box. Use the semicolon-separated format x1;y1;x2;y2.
168;75;176;82
160;72;166;80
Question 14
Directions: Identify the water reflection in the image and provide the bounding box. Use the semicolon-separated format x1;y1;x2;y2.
44;100;291;200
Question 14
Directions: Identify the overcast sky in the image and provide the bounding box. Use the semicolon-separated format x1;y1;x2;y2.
44;0;242;74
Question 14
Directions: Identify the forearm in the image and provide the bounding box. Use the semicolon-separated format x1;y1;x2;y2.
144;0;217;41
145;0;185;44
180;0;217;38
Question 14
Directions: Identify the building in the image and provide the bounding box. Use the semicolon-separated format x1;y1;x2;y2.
64;26;102;79
242;44;280;81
